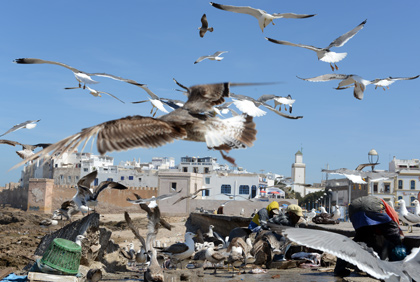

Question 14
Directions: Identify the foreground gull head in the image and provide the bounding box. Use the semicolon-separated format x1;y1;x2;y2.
14;57;144;89
298;74;372;100
210;2;315;32
199;14;214;38
12;81;263;169
266;20;367;71
370;75;419;90
0;119;40;138
396;199;420;233
194;51;228;64
268;224;420;281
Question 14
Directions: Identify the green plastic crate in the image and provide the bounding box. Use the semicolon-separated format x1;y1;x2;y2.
40;238;82;275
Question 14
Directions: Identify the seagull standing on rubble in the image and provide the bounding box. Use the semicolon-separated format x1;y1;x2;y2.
396;199;420;233
266;20;367;71
13;81;262;169
210;2;315;32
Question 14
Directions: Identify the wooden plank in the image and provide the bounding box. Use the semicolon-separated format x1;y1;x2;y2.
27;272;80;282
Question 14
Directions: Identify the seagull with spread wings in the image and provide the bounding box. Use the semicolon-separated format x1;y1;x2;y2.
199;14;214;38
127;189;183;205
0;120;40;138
297;74;372;100
194;51;228;64
268;224;420;282
64;85;125;103
370;75;419;90
0;139;51;160
12;81;260;169
266;20;367;71
73;170;128;213
229;93;302;119
14;58;144;89
210;2;315;33
172;187;211;205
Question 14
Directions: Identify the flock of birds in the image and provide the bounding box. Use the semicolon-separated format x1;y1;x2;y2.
3;2;419;281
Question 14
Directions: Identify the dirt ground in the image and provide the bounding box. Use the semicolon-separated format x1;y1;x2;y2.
0;207;382;282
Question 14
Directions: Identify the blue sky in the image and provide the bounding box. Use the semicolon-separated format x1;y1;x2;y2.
0;1;419;186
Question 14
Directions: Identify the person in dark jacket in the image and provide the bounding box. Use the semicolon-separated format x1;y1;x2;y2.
248;201;280;232
334;195;406;277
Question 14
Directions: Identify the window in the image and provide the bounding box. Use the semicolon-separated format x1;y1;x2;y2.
384;183;390;193
204;167;209;173
84;168;88;172
373;183;378;193
193;167;199;173
75;176;79;182
94;178;99;186
183;167;188;172
121;176;125;181
410;180;415;190
398;180;403;189
107;178;113;181
68;176;71;183
202;189;210;196
411;196;416;205
171;182;177;191
398;196;403;200
129;176;134;180
221;184;231;194
205;177;210;184
239;185;249;194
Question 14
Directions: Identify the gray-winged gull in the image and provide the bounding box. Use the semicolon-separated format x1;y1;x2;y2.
194;51;228;64
370;75;419;90
396;199;420;233
298;74;372;100
269;224;420;281
266;20;367;71
162;232;196;269
14;58;144;89
0;120;40;137
64;85;125;103
210;2;315;32
199;14;214;38
172;187;210;205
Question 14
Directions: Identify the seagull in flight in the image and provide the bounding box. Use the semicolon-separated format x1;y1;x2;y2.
230;93;303;119
199;14;214;38
14;58;144;89
210;2;315;32
297;74;372;100
0;139;51;160
73;170;128;213
12;81;262;169
127;189;183;205
64;86;125;103
172;187;211;205
0;119;40;137
194;51;228;64
268;224;420;282
370;75;419;90
266;20;367;71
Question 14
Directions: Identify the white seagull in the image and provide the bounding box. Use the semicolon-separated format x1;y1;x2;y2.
269;224;420;282
199;14;214;38
266;20;367;71
0;139;50;160
273;95;295;113
298;74;372;100
412;199;420;216
0;120;40;137
64;86;125;104
14;58;144;89
370;75;419;90
210;2;315;33
194;51;228;64
396;199;420;233
127;189;183;205
162;232;197;269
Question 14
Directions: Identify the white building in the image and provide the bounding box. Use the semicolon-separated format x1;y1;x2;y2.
291;150;307;196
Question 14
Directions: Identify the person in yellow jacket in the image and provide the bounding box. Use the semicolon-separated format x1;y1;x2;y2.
248;201;280;232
